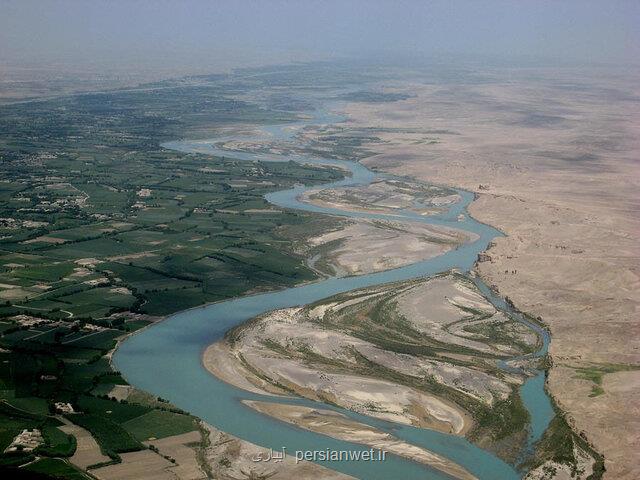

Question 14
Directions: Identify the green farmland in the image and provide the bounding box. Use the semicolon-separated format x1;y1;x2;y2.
0;70;346;478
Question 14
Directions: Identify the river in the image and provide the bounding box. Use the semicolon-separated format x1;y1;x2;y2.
113;105;554;479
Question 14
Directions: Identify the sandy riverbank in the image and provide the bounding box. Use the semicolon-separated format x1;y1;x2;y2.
243;400;476;480
202;273;539;462
202;422;354;480
287;216;477;277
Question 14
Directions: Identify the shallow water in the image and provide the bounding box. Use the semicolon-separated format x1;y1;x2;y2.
114;106;553;479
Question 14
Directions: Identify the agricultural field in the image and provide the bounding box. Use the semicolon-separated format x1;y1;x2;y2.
0;71;347;478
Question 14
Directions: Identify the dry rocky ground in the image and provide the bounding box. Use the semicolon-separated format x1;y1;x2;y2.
335;66;640;479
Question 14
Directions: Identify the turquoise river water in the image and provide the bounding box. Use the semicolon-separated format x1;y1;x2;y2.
113;106;554;479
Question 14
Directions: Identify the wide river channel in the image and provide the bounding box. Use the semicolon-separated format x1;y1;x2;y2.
113;106;554;479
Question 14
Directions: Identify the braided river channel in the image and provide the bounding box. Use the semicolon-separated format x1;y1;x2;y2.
113;106;554;479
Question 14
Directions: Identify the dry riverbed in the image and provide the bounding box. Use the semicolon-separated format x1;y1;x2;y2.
283;217;476;277
300;178;460;216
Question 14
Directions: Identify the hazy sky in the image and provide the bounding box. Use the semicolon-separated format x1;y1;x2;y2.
1;0;638;71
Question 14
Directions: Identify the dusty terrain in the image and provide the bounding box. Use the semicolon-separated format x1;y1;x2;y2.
58;418;110;469
144;431;207;480
335;67;640;478
92;450;179;480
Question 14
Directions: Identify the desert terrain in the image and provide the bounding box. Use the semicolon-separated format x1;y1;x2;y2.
332;67;640;479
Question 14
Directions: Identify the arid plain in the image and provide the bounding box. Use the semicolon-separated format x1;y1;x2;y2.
332;67;640;479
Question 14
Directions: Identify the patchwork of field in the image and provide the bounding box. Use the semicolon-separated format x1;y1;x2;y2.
91;430;207;480
0;67;353;478
1;60;634;480
0;159;342;320
0;328;203;475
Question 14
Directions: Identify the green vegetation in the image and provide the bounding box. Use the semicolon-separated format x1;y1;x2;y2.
0;401;68;458
463;320;538;355
0;63;377;480
121;410;196;441
472;392;529;443
38;426;77;457
24;458;90;479
0;76;343;323
0;70;349;478
524;409;605;479
76;395;150;423
0;62;578;479
69;414;142;459
573;363;639;397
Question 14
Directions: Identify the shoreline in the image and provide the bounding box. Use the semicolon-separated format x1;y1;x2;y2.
242;400;477;480
114;109;555;480
344;76;640;477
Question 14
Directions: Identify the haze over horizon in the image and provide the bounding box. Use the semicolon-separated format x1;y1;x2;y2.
1;0;639;76
0;2;639;480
